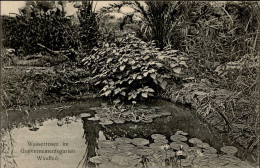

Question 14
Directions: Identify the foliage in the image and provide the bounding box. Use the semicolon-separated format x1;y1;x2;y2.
1;67;56;108
2;2;80;56
76;0;99;52
167;2;259;79
82;33;187;101
130;1;178;50
2;1;100;56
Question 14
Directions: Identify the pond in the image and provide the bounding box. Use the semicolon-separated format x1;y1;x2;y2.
1;99;256;168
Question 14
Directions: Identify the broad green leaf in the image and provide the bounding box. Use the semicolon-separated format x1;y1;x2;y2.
132;66;138;70
155;63;163;68
141;92;148;98
170;63;178;68
123;58;128;62
103;90;111;96
143;71;149;77
120;65;126;71
143;55;149;60
120;91;126;96
179;61;188;68
114;88;121;95
160;81;167;90
150;73;156;79
132;74;138;79
157;56;166;60
148;69;155;73
173;67;182;74
137;75;143;79
148;93;154;96
146;88;155;92
157;77;163;83
128;80;133;84
106;58;113;64
95;81;101;85
129;60;136;65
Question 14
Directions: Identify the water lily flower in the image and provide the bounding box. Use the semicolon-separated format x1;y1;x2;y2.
176;150;183;156
160;144;170;151
113;99;121;104
197;149;203;157
132;101;137;104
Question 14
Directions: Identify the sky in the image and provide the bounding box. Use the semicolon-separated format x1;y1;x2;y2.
1;1;132;16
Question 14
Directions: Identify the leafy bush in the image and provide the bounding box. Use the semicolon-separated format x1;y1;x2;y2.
130;1;177;50
2;1;100;56
82;33;187;101
2;3;80;56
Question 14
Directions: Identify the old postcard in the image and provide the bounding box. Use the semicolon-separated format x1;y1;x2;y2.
1;1;259;168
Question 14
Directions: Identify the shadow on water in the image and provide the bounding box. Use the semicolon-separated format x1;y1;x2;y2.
1;99;258;168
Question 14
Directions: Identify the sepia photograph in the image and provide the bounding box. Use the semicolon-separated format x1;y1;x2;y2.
1;1;259;168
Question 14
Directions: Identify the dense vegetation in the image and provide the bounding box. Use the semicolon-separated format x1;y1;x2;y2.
1;1;259;160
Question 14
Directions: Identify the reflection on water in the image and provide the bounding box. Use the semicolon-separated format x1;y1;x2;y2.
77;117;100;168
1;117;87;168
1;114;109;168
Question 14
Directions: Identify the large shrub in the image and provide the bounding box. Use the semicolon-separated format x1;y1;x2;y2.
82;33;187;101
2;1;100;56
2;1;81;56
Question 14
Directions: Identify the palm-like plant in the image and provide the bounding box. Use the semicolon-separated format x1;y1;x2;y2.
130;1;178;50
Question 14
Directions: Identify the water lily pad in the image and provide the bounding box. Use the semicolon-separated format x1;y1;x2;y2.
132;138;149;146
115;137;132;144
220;146;238;155
29;127;39;131
189;138;203;146
135;148;154;156
98;140;117;148
80;113;91;118
88;117;100;121
117;143;135;150
89;156;109;164
170;134;187;142
124;155;142;165
115;148;134;157
219;155;241;163
111;155;129;166
170;142;189;151
113;119;125;124
151;134;166;140
100;117;111;122
197;142;210;149
203;147;217;154
149;143;165;149
181;159;192;167
154;138;168;144
99;120;113;125
175;130;188;136
96;148;116;156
